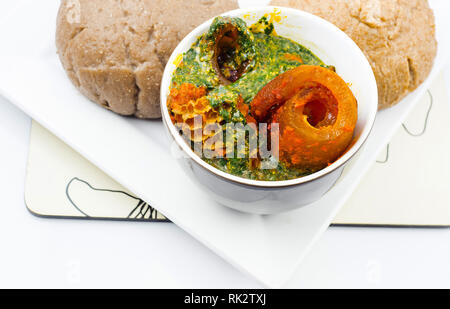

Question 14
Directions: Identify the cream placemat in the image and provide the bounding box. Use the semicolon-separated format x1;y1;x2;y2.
334;73;450;226
25;74;450;226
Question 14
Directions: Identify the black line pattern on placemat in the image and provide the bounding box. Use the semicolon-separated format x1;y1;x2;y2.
402;90;434;137
376;90;434;165
376;144;390;164
66;177;168;221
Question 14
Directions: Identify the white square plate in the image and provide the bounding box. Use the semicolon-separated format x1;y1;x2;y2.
0;0;448;287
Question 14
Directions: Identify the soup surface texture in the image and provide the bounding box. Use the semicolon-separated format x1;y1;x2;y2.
168;16;357;181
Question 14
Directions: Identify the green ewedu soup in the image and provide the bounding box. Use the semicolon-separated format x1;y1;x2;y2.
170;16;330;181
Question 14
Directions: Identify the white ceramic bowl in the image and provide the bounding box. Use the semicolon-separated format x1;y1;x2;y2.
161;6;378;214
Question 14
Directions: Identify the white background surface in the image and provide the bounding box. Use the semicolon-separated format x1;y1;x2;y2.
1;2;450;289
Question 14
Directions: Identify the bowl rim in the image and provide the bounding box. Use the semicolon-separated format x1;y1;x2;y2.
160;6;378;189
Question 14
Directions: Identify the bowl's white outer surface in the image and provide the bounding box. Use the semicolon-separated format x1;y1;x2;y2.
161;7;378;213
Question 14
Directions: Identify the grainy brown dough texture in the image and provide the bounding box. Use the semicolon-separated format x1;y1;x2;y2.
56;0;239;118
271;0;437;109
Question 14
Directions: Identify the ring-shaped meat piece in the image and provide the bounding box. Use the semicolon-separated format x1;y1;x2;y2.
251;65;358;169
